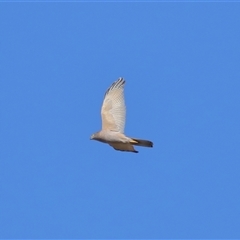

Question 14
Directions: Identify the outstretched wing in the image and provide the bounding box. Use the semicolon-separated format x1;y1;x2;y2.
109;143;138;153
101;78;126;133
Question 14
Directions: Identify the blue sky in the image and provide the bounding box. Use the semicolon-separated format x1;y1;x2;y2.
1;2;240;239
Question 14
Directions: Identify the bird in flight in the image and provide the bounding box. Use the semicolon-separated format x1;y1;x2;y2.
90;77;153;153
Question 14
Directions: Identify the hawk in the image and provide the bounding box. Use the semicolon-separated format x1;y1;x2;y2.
90;78;153;153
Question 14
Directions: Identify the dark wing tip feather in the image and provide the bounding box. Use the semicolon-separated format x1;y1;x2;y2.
114;148;138;153
104;77;125;97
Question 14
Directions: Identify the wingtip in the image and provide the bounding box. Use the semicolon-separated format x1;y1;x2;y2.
118;77;125;81
117;77;125;85
104;77;126;97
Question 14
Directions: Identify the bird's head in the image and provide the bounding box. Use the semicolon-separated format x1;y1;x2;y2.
90;132;99;140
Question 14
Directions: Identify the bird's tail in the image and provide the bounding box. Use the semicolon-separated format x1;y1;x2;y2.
129;137;153;148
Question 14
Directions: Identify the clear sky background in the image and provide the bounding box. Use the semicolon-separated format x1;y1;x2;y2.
1;2;240;239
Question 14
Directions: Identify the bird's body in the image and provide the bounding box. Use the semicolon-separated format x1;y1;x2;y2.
90;78;153;153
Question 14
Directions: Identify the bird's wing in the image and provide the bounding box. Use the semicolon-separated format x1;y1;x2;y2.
101;78;126;133
109;143;138;153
